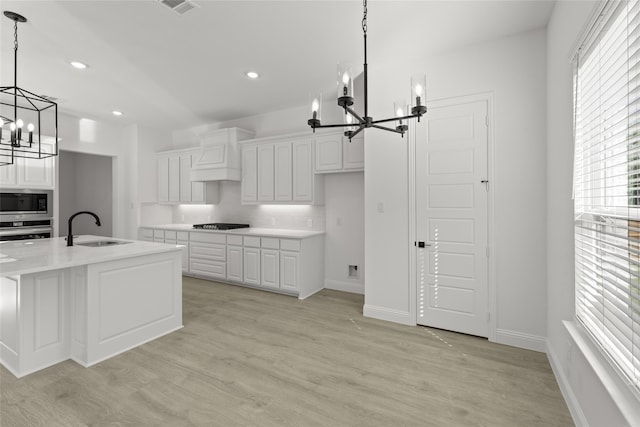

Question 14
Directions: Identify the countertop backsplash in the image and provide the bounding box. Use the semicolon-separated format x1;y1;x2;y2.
143;181;325;231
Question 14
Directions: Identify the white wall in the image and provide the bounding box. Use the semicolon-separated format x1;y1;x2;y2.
58;151;113;237
546;1;637;425
365;28;549;351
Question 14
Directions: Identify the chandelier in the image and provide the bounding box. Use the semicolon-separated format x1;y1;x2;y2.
0;11;58;166
307;0;426;140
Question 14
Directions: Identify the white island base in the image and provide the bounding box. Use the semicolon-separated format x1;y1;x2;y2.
0;237;182;378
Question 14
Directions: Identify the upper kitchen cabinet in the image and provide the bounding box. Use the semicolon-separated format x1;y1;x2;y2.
0;140;56;189
157;148;219;205
240;132;324;205
314;132;364;173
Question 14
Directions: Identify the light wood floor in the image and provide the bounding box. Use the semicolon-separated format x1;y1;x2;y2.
1;276;573;426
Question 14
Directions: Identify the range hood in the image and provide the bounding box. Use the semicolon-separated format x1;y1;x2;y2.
190;127;254;181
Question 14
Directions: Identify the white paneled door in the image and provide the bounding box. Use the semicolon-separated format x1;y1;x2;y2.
416;99;489;337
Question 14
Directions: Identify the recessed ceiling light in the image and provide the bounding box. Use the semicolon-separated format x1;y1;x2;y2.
112;110;123;116
70;61;88;69
246;71;259;79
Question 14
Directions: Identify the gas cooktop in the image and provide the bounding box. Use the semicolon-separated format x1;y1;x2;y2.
192;223;250;230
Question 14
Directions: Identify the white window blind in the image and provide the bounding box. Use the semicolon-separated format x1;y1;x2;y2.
574;0;640;394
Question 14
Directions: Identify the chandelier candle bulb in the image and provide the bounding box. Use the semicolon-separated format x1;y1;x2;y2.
337;61;354;107
308;93;323;129
394;100;409;135
411;74;427;117
27;123;34;144
16;119;23;142
9;122;16;144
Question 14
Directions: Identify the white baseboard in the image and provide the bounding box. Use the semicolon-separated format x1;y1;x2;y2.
363;304;413;325
494;328;547;352
546;340;588;427
324;279;364;295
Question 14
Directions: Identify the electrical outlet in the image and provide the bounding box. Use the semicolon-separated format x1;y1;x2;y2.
181;215;185;222
307;218;313;228
336;217;342;226
271;217;276;226
207;215;211;222
377;202;384;213
349;265;358;278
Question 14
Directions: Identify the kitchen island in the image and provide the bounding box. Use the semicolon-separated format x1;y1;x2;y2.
0;235;183;378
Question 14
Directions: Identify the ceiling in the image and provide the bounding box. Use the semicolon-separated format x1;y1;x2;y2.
0;1;556;132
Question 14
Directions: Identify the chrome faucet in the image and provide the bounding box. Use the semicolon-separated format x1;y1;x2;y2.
67;211;101;246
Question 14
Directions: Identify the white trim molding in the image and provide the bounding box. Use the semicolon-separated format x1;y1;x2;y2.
363;305;413;326
547;339;588;427
494;329;547;353
324;279;364;295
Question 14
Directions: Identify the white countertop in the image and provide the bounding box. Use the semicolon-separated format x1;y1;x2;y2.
0;235;182;277
142;224;324;239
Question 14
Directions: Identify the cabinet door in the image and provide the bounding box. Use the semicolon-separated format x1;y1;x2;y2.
257;144;274;202
292;140;313;202
274;142;292;201
227;245;243;282
343;134;364;170
179;154;192;202
243;247;261;285
261;249;280;289
157;156;169;202
241;146;258;203
168;155;180;202
280;251;300;292
315;135;342;171
17;156;54;188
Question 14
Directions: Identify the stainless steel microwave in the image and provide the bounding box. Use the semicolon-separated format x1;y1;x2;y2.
0;190;52;220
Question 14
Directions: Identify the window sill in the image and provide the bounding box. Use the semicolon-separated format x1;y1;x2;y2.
563;320;640;425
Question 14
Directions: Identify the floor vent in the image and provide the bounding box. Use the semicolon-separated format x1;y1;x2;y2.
158;0;198;15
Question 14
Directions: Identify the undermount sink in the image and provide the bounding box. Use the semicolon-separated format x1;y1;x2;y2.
76;240;132;247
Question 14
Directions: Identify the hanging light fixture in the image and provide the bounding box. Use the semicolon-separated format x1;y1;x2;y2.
307;0;427;140
0;11;58;166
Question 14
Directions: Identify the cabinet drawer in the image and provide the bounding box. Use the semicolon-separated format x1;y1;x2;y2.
190;260;226;279
177;231;189;241
280;239;301;252
191;232;226;244
165;230;177;240
190;243;226;261
261;238;280;249
153;230;165;239
141;229;154;238
243;236;261;248
227;235;243;246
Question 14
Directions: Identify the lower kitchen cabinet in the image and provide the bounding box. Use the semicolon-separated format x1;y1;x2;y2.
138;227;324;299
243;247;260;286
260;249;280;289
280;251;300;293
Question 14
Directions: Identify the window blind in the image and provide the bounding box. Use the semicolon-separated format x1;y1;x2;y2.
574;0;640;394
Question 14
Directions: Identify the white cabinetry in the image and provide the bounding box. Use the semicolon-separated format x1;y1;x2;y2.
189;232;226;280
241;133;323;205
241;145;258;203
226;235;243;282
139;228;189;273
243;248;261;286
0;141;55;189
157;148;219;205
314;133;364;173
257;144;275;202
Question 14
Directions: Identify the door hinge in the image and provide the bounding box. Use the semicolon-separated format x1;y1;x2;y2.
485;116;489;127
486;247;490;257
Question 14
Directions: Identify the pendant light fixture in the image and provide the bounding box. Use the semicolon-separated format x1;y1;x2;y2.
0;11;58;166
307;0;427;140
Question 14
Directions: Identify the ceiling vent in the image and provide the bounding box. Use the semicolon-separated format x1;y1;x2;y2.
158;0;198;15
